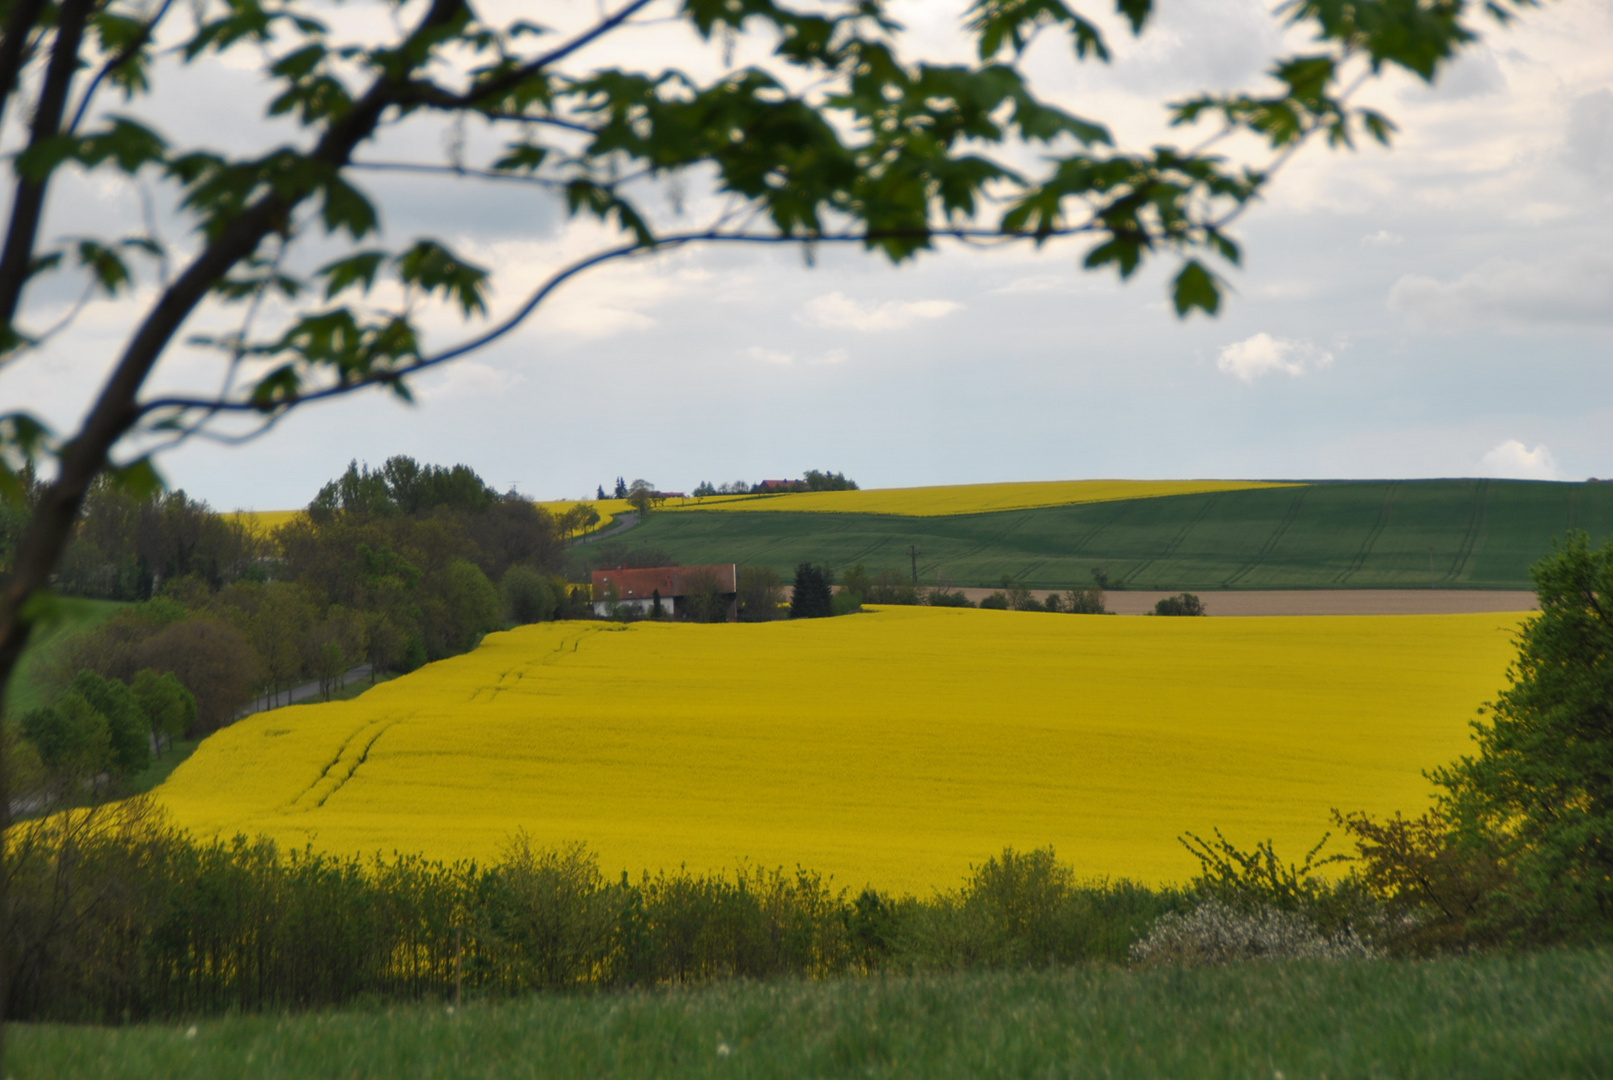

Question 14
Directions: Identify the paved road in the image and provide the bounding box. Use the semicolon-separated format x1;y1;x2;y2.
572;511;639;545
239;663;374;718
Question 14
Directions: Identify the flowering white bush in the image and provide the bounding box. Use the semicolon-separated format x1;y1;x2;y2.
1130;901;1380;967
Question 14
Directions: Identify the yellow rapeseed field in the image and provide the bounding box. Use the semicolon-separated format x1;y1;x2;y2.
225;509;305;534
231;500;628;536
156;607;1518;893
663;479;1299;517
533;498;632;533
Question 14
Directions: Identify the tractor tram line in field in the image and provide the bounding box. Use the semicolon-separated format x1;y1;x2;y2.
1334;480;1401;586
1221;485;1310;588
1117;491;1224;589
1442;478;1492;586
621;478;1613;592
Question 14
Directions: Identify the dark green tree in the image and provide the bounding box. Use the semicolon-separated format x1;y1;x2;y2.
1153;593;1205;616
1428;532;1613;935
500;565;557;625
68;671;149;776
791;563;834;620
737;565;784;622
20;693;110;777
131;668;195;757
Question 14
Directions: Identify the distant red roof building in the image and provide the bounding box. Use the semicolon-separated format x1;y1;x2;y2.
591;564;738;620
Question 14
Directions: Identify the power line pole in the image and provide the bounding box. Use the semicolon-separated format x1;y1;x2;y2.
908;544;920;585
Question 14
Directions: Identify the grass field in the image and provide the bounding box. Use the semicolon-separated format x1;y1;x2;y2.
154;607;1518;890
15;951;1612;1079
662;479;1297;517
624;478;1613;590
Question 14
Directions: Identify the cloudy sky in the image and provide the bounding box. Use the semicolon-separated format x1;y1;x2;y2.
5;0;1612;508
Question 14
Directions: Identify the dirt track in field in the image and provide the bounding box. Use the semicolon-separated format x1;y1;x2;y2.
955;588;1539;616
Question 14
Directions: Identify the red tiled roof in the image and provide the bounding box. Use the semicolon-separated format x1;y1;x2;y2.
591;564;736;600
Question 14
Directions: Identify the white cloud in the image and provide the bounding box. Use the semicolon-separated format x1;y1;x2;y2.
1418;46;1508;102
800;291;961;332
1388;252;1613;328
417;360;522;401
1361;230;1404;248
1215;333;1335;384
1479;439;1561;481
1565;89;1613;183
745;345;849;365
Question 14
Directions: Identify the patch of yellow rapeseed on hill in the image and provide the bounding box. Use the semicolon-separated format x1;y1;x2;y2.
665;479;1299;517
156;608;1517;892
225;510;305;534
534;498;633;534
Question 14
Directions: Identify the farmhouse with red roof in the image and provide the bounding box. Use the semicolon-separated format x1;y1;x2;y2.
591;564;738;620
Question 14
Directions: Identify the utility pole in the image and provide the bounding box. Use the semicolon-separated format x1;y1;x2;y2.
1428;545;1435;590
908;545;920;585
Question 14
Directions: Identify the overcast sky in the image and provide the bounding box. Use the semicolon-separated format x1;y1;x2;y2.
5;0;1612;508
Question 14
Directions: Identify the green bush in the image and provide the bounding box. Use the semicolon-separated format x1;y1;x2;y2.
499;565;557;625
4;813;1183;1023
20;692;111;777
70;669;151;776
1153;593;1205;616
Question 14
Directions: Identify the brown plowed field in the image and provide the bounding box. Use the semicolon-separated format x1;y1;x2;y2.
956;588;1539;616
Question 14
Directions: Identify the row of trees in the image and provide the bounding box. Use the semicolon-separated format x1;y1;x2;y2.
15;670;193;792
8;458;579;777
692;471;860;498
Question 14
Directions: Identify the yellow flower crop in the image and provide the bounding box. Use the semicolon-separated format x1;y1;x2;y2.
156;607;1517;893
225;510;306;534
534;498;633;534
664;480;1300;517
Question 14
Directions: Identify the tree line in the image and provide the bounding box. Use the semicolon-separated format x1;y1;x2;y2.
3;457;584;797
691;470;859;498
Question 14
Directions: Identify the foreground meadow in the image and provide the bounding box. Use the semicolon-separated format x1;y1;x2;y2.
15;951;1612;1080
155;607;1518;890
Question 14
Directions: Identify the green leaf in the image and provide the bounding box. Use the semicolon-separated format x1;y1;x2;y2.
75;240;132;296
0;412;51;503
77;117;169;173
318;174;378;239
395;241;488;316
1083;236;1143;278
493;143;549;172
107;456;164;499
318;251;388;299
1114;0;1152;34
1172;259;1222;318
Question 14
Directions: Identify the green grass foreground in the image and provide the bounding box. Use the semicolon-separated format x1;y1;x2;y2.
14;951;1613;1080
629;479;1613;591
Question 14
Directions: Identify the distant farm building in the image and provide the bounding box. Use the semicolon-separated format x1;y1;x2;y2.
591;564;738;620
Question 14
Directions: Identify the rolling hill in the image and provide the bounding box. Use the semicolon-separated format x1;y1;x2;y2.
156;608;1519;890
615;479;1613;591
